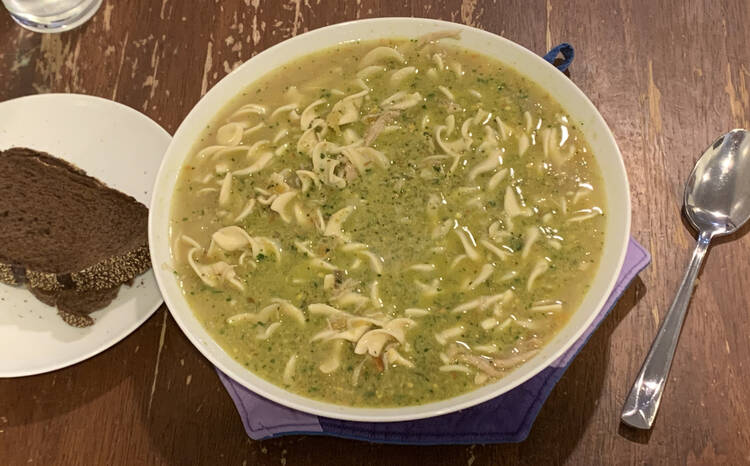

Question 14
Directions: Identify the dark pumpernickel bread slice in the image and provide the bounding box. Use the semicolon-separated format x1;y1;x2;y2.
0;147;151;326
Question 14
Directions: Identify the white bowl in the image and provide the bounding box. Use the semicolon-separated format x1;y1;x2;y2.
149;17;630;422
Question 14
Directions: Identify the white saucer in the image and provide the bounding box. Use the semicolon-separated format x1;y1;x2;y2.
0;94;169;377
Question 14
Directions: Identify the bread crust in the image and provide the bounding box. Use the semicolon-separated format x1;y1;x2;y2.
5;243;151;292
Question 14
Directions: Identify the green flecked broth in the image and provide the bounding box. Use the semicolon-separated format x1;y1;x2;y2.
170;38;606;407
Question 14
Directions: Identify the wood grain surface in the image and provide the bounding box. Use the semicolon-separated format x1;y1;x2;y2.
2;1;750;464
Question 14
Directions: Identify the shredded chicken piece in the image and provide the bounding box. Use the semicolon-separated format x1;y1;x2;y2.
364;110;399;146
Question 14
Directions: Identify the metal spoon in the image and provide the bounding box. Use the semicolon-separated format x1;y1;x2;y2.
621;128;750;430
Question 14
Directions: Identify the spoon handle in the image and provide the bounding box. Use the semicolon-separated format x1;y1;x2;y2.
621;230;712;429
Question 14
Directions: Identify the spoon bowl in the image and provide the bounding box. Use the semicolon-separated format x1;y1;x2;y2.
685;129;750;237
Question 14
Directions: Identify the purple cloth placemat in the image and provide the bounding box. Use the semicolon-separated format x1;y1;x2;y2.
217;238;650;444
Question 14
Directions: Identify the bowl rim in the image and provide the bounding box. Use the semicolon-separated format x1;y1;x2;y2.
149;16;631;422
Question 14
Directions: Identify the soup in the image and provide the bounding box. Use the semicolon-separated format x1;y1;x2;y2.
170;34;606;407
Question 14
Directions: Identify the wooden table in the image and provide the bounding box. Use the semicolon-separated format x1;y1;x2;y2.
2;1;749;464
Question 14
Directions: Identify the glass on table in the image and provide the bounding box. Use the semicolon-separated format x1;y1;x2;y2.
2;0;102;33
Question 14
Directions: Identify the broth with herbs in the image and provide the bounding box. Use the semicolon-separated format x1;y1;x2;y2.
170;34;606;407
